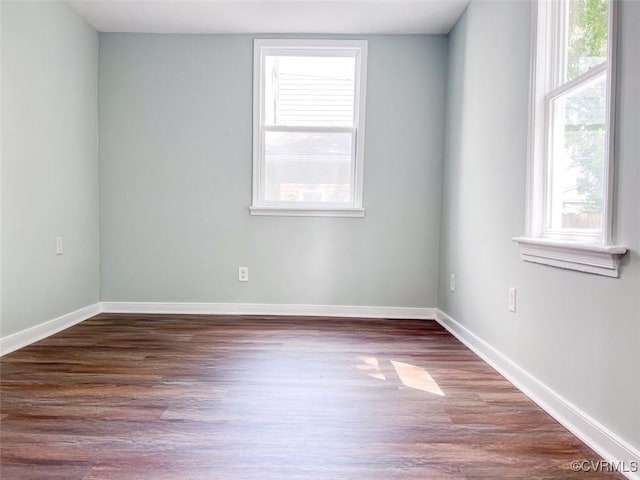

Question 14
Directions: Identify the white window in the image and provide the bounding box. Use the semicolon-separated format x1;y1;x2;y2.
250;39;367;217
514;0;627;276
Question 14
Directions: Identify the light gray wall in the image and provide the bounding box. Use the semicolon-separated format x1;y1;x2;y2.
439;0;639;451
1;2;100;337
99;34;447;307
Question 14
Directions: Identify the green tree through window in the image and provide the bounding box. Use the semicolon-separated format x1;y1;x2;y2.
566;0;608;216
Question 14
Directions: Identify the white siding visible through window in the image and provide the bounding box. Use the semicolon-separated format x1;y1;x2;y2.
268;57;355;127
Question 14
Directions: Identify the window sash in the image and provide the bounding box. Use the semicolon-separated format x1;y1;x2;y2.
543;68;607;239
263;125;354;134
256;126;357;208
545;62;607;103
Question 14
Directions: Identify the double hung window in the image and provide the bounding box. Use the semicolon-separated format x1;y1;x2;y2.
251;39;367;217
515;0;627;276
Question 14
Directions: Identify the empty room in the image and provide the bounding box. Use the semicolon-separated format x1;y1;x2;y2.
1;0;638;478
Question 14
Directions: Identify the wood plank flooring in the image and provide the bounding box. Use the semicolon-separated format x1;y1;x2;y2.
0;314;622;479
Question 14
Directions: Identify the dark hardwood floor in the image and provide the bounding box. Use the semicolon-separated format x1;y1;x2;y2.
0;314;621;479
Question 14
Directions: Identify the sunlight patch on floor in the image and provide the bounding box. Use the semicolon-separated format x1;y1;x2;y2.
353;356;445;396
391;360;444;396
354;356;386;380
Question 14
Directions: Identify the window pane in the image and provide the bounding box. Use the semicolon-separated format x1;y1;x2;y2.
565;0;608;82
548;74;606;231
264;131;353;203
264;55;355;127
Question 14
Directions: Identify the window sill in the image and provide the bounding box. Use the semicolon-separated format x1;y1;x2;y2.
250;206;366;218
513;237;628;277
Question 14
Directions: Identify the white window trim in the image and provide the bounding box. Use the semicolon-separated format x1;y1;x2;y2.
513;236;626;277
250;39;368;217
514;0;628;277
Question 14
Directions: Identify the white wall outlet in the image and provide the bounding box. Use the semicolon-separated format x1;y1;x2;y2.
238;266;249;282
55;236;64;255
449;274;455;292
508;287;517;312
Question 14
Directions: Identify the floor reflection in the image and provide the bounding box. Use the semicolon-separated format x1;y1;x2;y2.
391;360;444;396
354;356;445;396
354;355;386;380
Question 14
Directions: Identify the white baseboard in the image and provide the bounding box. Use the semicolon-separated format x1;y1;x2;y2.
435;309;640;480
100;301;436;320
0;303;101;356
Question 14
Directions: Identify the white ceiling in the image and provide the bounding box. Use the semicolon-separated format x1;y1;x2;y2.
67;0;470;35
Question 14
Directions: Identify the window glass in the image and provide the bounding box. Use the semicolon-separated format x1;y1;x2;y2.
264;55;356;127
565;0;608;82
548;74;606;232
264;131;353;203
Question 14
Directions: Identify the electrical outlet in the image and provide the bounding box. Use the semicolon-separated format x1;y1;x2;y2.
55;236;64;255
449;274;455;292
508;287;517;312
238;266;249;282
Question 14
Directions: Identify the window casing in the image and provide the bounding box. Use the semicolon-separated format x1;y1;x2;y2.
515;0;627;276
251;39;367;217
